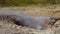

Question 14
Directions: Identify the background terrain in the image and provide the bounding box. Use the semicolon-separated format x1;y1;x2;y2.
0;0;60;34
0;0;60;6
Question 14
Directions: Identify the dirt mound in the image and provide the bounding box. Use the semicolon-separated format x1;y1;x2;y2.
0;6;60;34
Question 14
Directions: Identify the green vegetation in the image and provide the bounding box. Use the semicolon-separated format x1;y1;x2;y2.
0;0;60;7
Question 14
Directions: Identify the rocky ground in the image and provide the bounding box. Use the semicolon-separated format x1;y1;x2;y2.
0;6;60;34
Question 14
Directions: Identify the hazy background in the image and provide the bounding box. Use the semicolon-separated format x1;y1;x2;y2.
0;0;60;7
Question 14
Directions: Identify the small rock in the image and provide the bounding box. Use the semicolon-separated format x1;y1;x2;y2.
54;20;60;28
